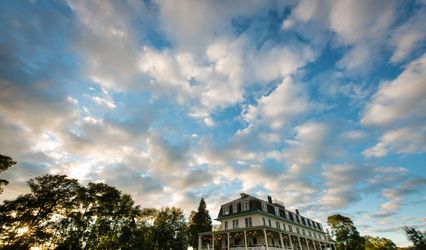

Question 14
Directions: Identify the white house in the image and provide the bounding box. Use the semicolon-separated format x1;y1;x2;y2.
198;193;336;250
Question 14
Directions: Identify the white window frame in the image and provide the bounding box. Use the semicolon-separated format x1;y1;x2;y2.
224;206;229;215
241;201;249;211
233;203;238;213
262;202;267;212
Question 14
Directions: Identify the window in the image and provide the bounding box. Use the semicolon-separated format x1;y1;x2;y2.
245;217;253;227
224;206;229;215
274;207;279;216
268;219;272;227
296;215;300;224
289;213;294;222
276;221;280;229
288;225;293;232
283;223;286;231
309;231;312;237
232;219;239;229
225;221;228;230
263;217;266;225
242;201;249;211
302;229;305;235
296;227;300;234
262;202;267;212
232;203;238;213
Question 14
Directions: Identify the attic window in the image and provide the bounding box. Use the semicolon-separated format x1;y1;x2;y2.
262;202;267;212
232;203;238;213
224;206;230;215
242;201;249;211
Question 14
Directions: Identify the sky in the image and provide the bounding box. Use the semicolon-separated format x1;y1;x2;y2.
0;0;425;247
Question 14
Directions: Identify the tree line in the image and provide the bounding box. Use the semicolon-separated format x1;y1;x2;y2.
1;154;425;249
327;214;426;250
0;154;212;249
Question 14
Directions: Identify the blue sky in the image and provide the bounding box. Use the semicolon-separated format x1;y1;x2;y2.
1;0;425;246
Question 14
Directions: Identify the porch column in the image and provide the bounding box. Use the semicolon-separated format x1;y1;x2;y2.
280;233;285;250
298;236;302;250
263;228;269;250
306;239;310;250
313;241;317;250
198;235;202;250
289;235;294;250
244;230;248;250
227;232;230;250
212;234;215;250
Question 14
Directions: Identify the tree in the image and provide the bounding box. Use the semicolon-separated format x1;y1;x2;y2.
327;214;365;250
0;154;16;193
403;226;426;250
364;235;397;250
153;207;188;250
187;198;213;249
0;175;82;249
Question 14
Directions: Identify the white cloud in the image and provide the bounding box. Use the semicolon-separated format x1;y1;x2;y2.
377;178;426;216
362;53;426;127
243;78;312;130
363;125;426;158
284;122;330;167
390;6;426;63
321;164;365;208
91;96;117;109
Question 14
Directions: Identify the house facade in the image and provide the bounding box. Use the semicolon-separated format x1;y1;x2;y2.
198;193;336;250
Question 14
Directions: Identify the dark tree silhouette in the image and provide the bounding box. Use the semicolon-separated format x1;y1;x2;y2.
187;198;213;249
403;226;426;250
0;154;16;193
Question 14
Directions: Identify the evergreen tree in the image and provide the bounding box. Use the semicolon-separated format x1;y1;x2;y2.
187;198;213;249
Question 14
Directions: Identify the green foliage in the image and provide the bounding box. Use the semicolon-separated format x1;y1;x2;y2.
187;198;213;249
365;235;397;250
0;174;188;249
0;154;16;193
403;226;426;250
152;207;188;250
327;214;365;250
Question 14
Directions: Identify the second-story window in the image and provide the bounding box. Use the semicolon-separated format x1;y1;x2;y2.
296;227;300;234
225;221;228;230
263;217;266;225
288;225;293;232
241;201;249;211
232;203;238;213
276;221;280;229
232;219;236;228
224;206;229;215
245;217;253;227
282;223;286;231
268;219;272;227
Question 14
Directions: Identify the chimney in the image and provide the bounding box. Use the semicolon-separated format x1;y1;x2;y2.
267;195;272;203
295;209;300;215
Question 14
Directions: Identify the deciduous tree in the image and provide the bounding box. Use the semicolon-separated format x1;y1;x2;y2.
403;226;426;250
0;154;16;193
327;214;364;250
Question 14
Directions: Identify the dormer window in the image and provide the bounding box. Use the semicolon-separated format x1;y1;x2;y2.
274;207;279;216
242;201;249;211
262;202;267;212
224;206;230;215
232;203;238;213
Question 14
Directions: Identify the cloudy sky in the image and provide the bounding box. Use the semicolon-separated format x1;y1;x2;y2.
1;0;426;246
